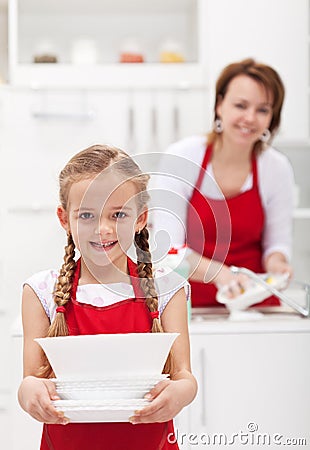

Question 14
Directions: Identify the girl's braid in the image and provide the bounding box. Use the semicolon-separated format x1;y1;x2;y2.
48;233;76;337
38;234;76;378
53;234;76;305
135;227;173;374
135;227;162;331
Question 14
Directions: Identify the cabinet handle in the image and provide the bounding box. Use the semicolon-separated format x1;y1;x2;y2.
151;106;157;142
129;106;134;139
7;205;55;214
32;111;95;120
148;105;159;153
200;347;207;427
172;104;179;141
127;104;137;152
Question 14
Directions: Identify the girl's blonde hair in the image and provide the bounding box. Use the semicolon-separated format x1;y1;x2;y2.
40;144;172;376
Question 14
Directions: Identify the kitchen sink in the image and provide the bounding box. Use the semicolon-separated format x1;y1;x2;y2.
190;305;305;322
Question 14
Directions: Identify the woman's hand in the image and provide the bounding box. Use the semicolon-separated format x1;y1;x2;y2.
265;252;293;278
214;264;252;298
18;376;69;425
129;378;194;424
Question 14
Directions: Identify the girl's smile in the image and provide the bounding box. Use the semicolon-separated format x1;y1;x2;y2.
90;240;118;251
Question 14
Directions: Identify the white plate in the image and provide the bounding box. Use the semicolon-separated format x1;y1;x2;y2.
53;407;142;423
53;374;169;400
53;399;149;423
216;273;289;311
52;374;168;396
52;374;169;386
54;399;149;407
57;389;148;400
36;333;178;379
55;376;167;400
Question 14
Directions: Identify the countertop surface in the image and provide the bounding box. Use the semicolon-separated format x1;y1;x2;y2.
189;306;310;334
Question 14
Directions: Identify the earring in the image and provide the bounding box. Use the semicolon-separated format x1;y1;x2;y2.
136;228;141;235
260;128;271;143
214;118;223;133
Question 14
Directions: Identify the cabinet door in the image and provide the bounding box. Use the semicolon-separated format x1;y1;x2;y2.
10;337;42;450
185;332;310;449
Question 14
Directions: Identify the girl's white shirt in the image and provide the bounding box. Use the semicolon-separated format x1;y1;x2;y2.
24;266;190;323
150;135;295;261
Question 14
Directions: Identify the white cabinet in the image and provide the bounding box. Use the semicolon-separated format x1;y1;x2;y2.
175;319;310;449
8;0;207;88
10;331;42;450
5;0;310;142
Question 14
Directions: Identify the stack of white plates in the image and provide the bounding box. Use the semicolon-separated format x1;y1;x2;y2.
52;399;150;423
53;374;169;400
51;374;169;422
35;333;179;423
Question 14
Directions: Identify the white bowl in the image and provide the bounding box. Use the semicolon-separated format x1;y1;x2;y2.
216;273;289;312
35;333;178;379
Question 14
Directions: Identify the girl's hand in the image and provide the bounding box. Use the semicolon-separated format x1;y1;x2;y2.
18;376;69;425
129;378;193;424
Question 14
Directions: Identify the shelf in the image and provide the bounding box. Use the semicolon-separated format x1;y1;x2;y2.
9;0;203;87
18;0;194;15
9;62;206;88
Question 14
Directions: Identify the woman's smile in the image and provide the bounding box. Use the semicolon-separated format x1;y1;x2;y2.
238;125;254;135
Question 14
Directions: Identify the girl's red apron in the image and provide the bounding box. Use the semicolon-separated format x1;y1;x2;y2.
187;144;279;307
41;258;178;450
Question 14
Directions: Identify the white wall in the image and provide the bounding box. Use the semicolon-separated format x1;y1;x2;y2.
0;8;8;82
203;0;309;144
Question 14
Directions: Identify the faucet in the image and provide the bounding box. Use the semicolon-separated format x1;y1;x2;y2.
230;266;310;318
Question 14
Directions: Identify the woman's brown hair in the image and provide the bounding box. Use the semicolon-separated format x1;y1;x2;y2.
40;144;173;377
208;58;285;154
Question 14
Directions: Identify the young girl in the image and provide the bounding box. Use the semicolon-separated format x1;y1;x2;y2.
18;144;197;450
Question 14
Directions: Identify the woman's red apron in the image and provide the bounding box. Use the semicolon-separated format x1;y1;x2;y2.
41;258;178;450
187;144;279;307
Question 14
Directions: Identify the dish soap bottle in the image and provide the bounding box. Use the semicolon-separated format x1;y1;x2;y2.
165;246;191;321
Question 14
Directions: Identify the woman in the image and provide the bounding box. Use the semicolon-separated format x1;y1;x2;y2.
152;58;294;307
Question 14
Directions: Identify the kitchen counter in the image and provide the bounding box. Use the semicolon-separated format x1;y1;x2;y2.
189;306;310;334
175;306;310;450
12;307;310;337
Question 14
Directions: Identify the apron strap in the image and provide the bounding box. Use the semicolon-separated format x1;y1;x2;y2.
252;153;258;188
195;144;259;192
194;144;212;191
70;258;81;301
